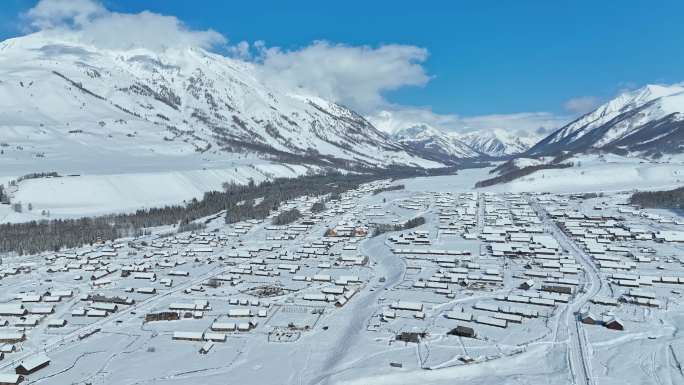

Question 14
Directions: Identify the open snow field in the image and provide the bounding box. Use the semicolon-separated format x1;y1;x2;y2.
497;154;684;193
0;161;316;222
3;152;681;224
1;174;683;385
404;154;684;195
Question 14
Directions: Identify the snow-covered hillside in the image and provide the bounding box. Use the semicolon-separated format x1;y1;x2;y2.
0;32;438;172
399;153;684;194
529;84;684;156
0;161;316;223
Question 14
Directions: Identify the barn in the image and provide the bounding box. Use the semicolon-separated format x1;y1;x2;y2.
579;311;599;325
448;325;476;338
395;332;426;343
604;317;624;331
15;354;50;375
0;333;25;344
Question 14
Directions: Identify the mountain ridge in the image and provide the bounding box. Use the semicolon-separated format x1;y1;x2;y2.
528;83;684;157
0;32;439;172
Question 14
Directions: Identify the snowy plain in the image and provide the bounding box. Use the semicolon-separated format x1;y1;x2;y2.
2;152;682;224
0;160;315;222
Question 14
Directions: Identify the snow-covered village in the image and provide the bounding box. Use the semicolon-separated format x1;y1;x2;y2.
1;175;683;384
1;1;683;384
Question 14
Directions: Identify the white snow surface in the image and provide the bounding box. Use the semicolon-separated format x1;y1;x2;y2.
400;153;684;194
0;162;315;222
496;154;684;193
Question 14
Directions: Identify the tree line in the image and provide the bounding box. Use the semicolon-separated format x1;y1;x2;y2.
372;184;405;195
0;166;457;255
372;216;427;237
475;163;573;188
310;201;327;213
0;185;7;204
629;186;684;209
272;208;302;225
223;173;377;224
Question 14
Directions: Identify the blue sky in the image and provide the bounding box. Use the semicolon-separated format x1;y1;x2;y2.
2;0;683;132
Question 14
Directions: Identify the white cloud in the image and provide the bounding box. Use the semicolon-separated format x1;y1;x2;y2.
25;0;226;51
227;40;252;60
253;41;430;112
368;107;569;139
563;96;600;115
461;112;568;137
26;0;106;29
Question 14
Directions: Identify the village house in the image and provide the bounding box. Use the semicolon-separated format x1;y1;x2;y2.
15;354;50;376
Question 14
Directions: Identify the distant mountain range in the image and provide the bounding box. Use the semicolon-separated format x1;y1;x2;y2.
459;129;538;157
388;124;539;162
0;32;681;173
390;83;684;162
390;124;480;164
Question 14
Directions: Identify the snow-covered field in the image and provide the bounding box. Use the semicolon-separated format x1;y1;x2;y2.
403;154;684;195
497;154;684;193
2;152;681;224
0;161;316;222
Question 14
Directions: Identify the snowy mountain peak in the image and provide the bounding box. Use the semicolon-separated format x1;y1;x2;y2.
393;124;445;141
390;124;481;163
529;83;684;156
457;129;536;157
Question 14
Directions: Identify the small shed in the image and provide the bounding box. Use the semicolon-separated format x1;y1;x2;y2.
395;332;425;343
15;354;50;375
199;342;214;355
448;325;476;338
0;334;25;344
172;332;204;342
47;319;67;328
579;311;599;325
604;317;624;331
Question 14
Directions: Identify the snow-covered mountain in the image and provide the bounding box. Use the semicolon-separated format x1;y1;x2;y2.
390;124;481;164
371;110;537;159
529;84;684;157
457;129;537;157
0;32;438;173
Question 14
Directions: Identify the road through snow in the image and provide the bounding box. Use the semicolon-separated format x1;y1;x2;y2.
529;196;603;385
307;233;407;385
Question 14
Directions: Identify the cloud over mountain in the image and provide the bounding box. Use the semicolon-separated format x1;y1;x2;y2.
25;0;226;51
256;41;430;112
